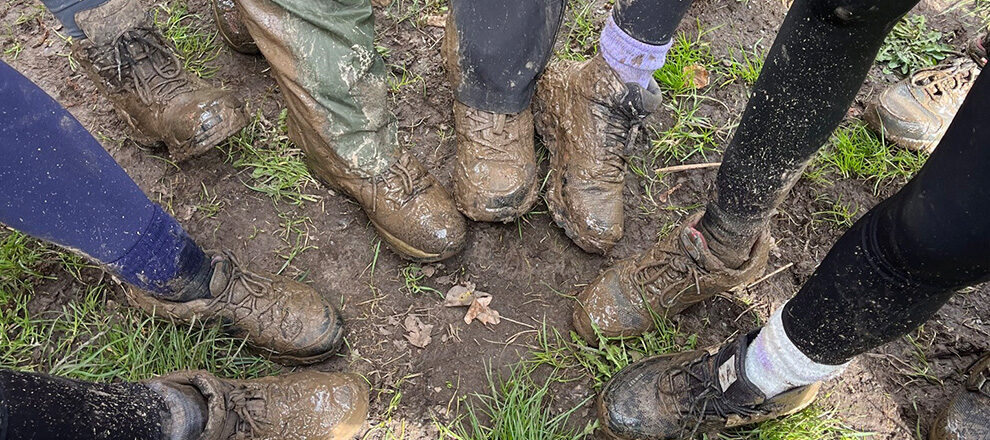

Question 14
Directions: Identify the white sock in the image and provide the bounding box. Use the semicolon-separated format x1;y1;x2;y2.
744;303;850;398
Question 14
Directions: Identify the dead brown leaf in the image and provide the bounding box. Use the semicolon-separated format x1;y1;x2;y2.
403;315;433;348
444;281;491;307
683;64;710;89
464;296;501;326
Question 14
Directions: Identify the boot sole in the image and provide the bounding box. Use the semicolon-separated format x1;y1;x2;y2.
369;218;453;263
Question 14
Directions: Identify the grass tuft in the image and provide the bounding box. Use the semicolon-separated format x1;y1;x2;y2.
719;404;872;439
153;0;222;78
807;122;927;192
876;14;952;75
558;0;605;61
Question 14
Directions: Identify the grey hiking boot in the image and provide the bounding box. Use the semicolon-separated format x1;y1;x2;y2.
72;0;248;162
865;58;980;153
572;211;772;342
124;252;345;365
929;353;990;440
211;0;258;54
535;52;662;254
147;370;368;440
598;332;821;439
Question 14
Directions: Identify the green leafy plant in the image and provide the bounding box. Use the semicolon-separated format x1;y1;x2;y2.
876;15;951;75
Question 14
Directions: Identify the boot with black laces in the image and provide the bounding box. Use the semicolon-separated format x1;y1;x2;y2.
534;52;661;254
598;331;820;439
72;0;247;162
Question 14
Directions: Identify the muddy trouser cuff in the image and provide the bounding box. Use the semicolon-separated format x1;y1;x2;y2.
782;71;990;365
0;369;169;440
448;0;563;114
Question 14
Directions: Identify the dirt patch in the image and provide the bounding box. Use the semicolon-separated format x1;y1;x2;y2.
2;0;987;438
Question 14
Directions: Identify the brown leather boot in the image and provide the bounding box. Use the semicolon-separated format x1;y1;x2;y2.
147;370;368;440
929;353;990;440
599;332;820;439
534;53;661;254
211;0;259;54
572;211;771;342
72;0;248;162
124;253;345;365
442;15;539;223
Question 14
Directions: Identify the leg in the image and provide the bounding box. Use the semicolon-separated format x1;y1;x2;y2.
235;0;467;261
596;47;990;440
0;62;343;364
572;0;920;341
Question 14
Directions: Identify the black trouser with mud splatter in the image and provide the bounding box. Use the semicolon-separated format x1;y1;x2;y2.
0;369;168;440
446;0;691;113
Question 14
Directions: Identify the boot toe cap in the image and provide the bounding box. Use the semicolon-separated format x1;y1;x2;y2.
455;163;539;222
599;356;682;439
372;186;468;262
572;261;652;342
165;90;248;161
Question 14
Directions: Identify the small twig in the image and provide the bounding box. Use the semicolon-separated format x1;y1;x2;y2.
743;262;795;290
654;162;721;174
659;182;683;203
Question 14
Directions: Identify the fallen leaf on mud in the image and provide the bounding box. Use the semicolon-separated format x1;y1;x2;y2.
464;296;501;326
683;64;710;89
403;315;433;348
421;265;437;278
424;14;447;28
444;282;491;307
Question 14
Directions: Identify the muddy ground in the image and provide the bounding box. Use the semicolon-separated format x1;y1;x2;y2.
1;0;988;438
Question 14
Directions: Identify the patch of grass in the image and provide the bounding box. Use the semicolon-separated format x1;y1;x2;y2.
950;0;990;31
654;27;717;98
558;0;604;61
195;183;225;218
812;195;859;229
400;265;440;297
808;122;927;192
275;210;316;276
650;96;723;163
876;14;951;75
153;0;222;78
719;404;872;439
225;109;321;205
386;0;446;26
721;44;766;86
437;362;595;439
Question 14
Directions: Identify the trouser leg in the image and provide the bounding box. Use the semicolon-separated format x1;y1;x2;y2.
612;0;693;45
0;62;211;300
0;369;168;440
783;71;990;365
447;0;564;114
699;0;921;257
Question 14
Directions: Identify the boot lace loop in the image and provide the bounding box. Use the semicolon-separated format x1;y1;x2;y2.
913;59;976;102
464;109;516;161
207;252;280;329
661;354;768;437
593;96;647;182
370;153;429;211
91;28;194;105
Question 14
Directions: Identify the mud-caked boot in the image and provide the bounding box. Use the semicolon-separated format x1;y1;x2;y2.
211;0;259;54
442;14;539;223
147;370;368;440
71;0;248;162
598;332;820;439
930;353;990;440
572;211;771;342
865;58;980;153
534;52;661;254
124;253;345;365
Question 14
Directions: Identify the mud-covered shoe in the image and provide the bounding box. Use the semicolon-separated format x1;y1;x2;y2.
148;370;368;440
572;211;771;341
72;0;247;162
967;33;989;68
442;15;539;223
211;0;259;54
865;57;980;153
930;353;990;440
534;52;661;254
599;332;820;439
124;253;344;365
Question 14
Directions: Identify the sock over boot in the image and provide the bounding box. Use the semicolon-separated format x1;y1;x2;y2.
600;14;672;89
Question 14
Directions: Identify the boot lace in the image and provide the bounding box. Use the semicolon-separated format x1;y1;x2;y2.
225;384;301;438
370;153;430;211
87;27;193;105
662;353;768;437
207;253;289;336
629;241;700;307
464;109;519;162
590;94;649;183
912;58;977;103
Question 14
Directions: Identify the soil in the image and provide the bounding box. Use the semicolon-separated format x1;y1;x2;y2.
1;0;988;438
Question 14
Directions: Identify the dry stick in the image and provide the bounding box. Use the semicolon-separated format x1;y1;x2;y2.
744;262;795;290
654;162;722;174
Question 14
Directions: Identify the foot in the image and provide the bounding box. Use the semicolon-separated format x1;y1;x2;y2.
211;0;259;54
572;211;771;342
864;57;980;153
124;253;345;365
148;370;368;440
442;15;539;223
73;0;248;162
967;32;988;68
534;52;661;254
599;332;820;439
929;353;990;440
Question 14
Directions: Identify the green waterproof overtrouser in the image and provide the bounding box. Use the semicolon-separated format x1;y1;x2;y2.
236;0;397;177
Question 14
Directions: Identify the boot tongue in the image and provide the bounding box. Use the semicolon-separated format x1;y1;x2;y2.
209;258;234;296
711;332;767;407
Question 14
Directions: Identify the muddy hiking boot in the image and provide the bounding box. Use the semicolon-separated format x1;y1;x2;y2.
929;353;990;440
534;52;662;254
210;0;259;55
598;332;821;439
442;15;539;223
966;32;989;68
125;253;345;365
72;0;248;162
147;370;368;440
865;57;980;153
572;211;772;342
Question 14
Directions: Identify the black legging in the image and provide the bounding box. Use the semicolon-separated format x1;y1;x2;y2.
0;369;167;440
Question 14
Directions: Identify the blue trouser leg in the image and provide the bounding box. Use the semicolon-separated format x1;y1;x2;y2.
0;61;210;300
